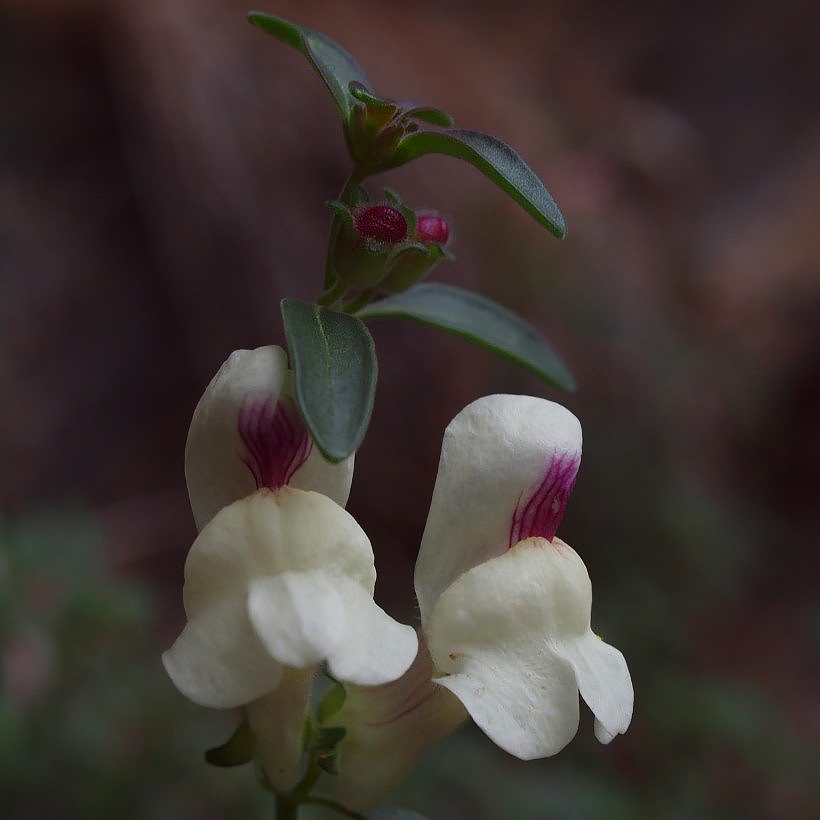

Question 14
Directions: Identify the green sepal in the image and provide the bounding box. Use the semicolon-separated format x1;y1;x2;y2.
327;200;354;224
303;714;346;777
204;720;256;767
247;12;368;120
349;81;393;108
387;129;566;238
349;83;453;128
317;680;348;724
359;283;575;390
281;299;378;462
316;749;341;775
379;241;449;294
304;722;347;751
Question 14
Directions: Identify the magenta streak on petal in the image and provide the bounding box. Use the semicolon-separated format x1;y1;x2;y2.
508;452;580;547
364;688;437;728
363;648;436;728
237;394;312;490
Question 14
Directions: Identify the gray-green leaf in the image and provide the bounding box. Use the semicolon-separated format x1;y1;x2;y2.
248;12;369;120
388;129;566;237
282;299;377;462
359;283;574;390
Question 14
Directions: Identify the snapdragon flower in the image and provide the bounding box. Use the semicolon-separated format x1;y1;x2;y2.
418;394;633;754
333;395;632;809
162;346;417;788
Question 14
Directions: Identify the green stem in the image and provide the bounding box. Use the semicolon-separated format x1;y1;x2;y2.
291;760;322;799
341;287;378;314
323;166;368;290
302;797;366;818
274;791;299;819
272;759;322;818
317;279;348;307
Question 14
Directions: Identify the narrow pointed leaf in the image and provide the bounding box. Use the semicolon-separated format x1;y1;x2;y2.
389;129;566;237
282;299;377;462
359;284;574;390
248;12;368;119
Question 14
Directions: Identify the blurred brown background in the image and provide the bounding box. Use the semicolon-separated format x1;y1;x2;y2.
1;0;818;817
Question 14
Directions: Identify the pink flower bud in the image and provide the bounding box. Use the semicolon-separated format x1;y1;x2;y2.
354;205;408;244
415;214;449;244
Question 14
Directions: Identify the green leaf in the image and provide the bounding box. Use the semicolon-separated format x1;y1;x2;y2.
367;809;431;820
403;106;453;127
359;283;574;390
204;720;255;767
281;299;378;462
388;129;566;238
248;12;369;119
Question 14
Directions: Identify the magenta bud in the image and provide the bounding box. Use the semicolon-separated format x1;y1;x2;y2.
354;205;408;244
416;213;449;244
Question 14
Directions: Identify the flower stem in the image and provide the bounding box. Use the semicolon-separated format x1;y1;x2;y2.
302;797;366;818
323;166;368;290
274;791;299;819
272;758;327;818
292;759;322;799
340;288;377;314
317;279;348;307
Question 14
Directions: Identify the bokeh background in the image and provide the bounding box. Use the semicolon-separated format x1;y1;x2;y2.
2;0;818;817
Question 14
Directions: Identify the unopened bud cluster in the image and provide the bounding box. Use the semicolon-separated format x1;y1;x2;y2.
330;191;452;293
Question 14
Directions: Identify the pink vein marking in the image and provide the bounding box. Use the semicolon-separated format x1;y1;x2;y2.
363;661;436;727
508;451;580;547
364;688;437;728
237;394;312;490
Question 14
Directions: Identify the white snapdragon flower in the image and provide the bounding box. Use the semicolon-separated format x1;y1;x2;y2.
162;346;417;788
417;394;633;756
333;394;632;810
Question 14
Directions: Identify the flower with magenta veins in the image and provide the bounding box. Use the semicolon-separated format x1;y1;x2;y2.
162;345;417;789
416;394;633;757
332;395;633;810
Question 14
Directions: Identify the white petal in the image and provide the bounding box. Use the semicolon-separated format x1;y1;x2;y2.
247;667;315;791
247;572;347;669
248;571;417;686
324;580;418;686
414;394;581;623
426;537;628;758
185;346;353;530
562;632;633;744
594;719;617;744
333;636;467;811
182;489;376;619
162;595;283;708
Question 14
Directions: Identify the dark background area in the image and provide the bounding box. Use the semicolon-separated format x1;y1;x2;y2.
1;1;818;817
